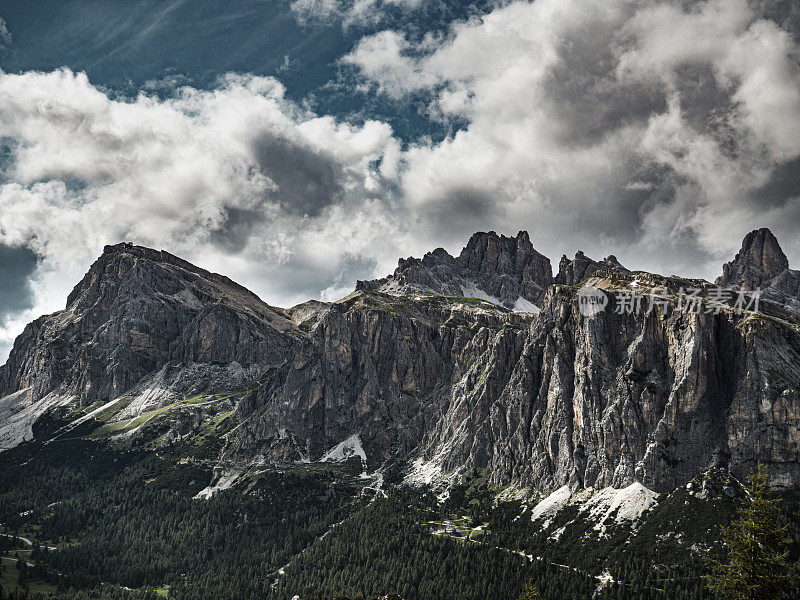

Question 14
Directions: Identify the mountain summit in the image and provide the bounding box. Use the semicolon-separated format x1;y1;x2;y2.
357;230;629;311
717;228;800;310
0;243;302;449
358;231;553;310
718;228;790;290
2;242;300;403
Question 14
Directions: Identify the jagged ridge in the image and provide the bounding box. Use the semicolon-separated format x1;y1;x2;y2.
1;229;800;496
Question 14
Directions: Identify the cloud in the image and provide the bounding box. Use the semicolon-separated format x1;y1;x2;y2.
2;0;800;366
290;0;426;28
344;0;800;273
0;68;405;360
0;245;37;316
0;244;37;359
0;18;10;48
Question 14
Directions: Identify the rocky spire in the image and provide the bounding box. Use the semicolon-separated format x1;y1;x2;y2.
357;231;553;308
457;230;552;287
555;251;627;286
717;228;790;290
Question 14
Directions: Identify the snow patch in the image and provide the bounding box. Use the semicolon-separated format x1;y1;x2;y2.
513;296;540;313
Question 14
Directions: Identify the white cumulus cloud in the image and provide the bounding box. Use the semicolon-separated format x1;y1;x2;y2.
344;0;800;273
2;0;800;363
0;68;405;357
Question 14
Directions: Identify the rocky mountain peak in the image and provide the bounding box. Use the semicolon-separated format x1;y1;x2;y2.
716;229;800;311
358;230;636;309
357;230;552;309
556;250;628;286
458;230;550;282
66;242;268;312
717;228;789;291
742;228;788;269
1;242;299;407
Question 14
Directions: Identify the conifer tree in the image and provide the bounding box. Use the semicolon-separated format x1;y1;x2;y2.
517;578;541;599
707;464;797;600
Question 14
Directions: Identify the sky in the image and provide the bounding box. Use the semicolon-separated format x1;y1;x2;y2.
0;0;799;362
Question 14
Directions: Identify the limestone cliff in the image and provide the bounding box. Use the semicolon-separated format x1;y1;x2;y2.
2;231;799;494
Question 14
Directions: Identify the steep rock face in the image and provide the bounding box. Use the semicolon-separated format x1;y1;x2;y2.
229;273;800;492
358;231;552;309
436;278;793;492
0;243;301;405
3;230;800;494
718;228;789;290
225;293;531;466
468;275;798;491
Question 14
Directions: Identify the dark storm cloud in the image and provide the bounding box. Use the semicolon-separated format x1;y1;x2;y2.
752;0;800;43
0;244;37;319
252;132;344;217
208;206;271;254
264;251;379;302
671;63;739;141
541;15;668;146
750;157;800;209
418;186;494;231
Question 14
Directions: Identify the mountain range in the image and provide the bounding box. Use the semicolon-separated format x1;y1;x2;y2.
2;227;799;495
2;227;800;599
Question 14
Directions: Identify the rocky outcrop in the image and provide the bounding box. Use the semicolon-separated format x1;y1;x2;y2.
718;228;789;290
227;229;800;491
358;231;631;310
0;243;302;405
555;251;627;286
458;279;799;492
225;292;532;466
358;231;552;309
717;228;800;312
